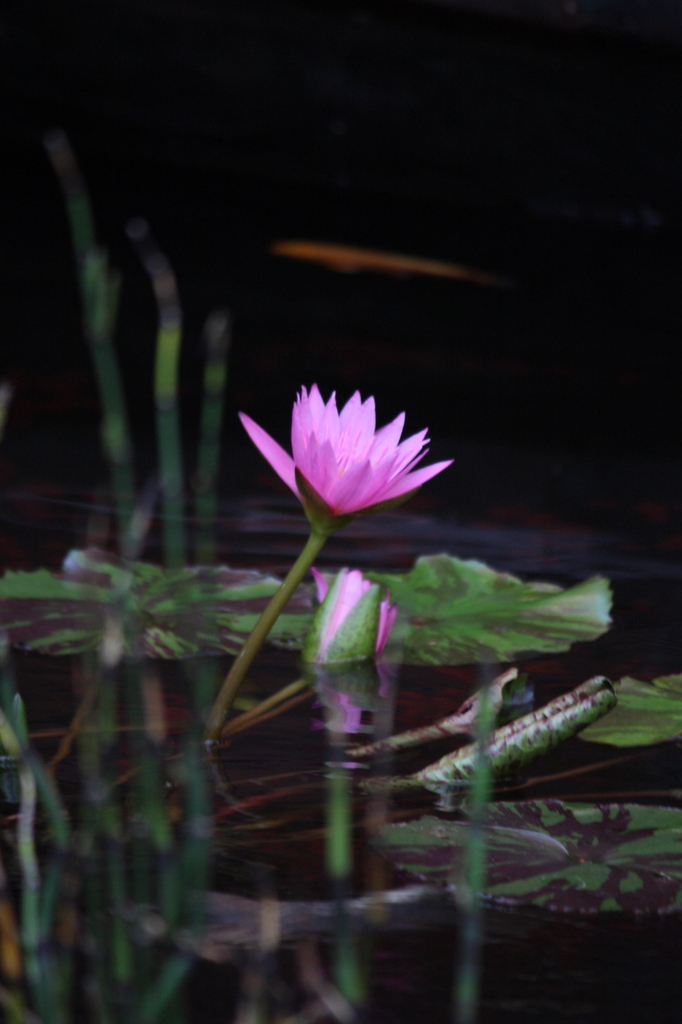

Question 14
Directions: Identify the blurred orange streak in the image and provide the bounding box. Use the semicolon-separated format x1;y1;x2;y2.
270;239;512;288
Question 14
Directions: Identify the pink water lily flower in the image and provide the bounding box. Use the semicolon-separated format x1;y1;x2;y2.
239;385;452;521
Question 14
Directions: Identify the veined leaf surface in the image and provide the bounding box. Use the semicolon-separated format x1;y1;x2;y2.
377;801;682;914
0;549;612;664
368;555;611;666
580;674;682;746
0;548;314;657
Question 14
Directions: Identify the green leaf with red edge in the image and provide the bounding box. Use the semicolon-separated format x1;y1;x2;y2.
0;548;314;657
580;674;682;746
376;800;682;914
367;554;612;666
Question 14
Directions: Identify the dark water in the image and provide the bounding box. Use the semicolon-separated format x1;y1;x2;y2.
5;474;682;1022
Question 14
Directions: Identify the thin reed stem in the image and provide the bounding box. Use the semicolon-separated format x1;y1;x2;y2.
81;575;138;1016
0;846;23;1024
325;737;363;1010
48;677;97;775
0;642;72;1024
98;655;135;999
43;130;135;539
452;664;495;1024
126;218;186;567
0;383;14;445
0;710;42;1014
135;659;214;1022
138;952;194;1024
194;311;231;565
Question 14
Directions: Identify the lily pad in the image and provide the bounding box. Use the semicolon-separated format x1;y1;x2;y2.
0;548;314;657
368;555;612;666
0;549;612;664
580;674;682;747
376;800;682;914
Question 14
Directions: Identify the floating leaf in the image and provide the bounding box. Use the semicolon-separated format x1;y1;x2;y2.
0;549;612;663
0;566;110;653
376;800;682;914
363;676;615;793
367;555;611;666
0;548;314;657
580;674;682;747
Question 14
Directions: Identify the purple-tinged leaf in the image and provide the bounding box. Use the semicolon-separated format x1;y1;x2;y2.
377;801;682;914
0;548;314;657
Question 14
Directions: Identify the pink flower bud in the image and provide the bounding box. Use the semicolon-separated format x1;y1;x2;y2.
302;567;397;664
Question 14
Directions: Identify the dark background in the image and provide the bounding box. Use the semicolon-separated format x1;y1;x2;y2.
2;0;682;553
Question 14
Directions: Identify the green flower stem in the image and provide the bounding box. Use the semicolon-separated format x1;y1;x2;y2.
204;524;331;744
219;677;309;738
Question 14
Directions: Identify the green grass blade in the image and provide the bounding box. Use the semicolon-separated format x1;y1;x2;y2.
194;310;230;565
43;130;135;541
126;218;186;567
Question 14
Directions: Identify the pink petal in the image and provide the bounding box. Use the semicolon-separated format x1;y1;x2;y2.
321;569;370;657
294;385;322;448
346;443;422;507
293;385;341;465
390;428;429;473
367;412;405;463
310;567;329;603
318;391;340;447
329;570;369;633
327;459;375;513
378;459;454;501
239;413;297;493
376;595;398;655
292;386;316;455
338;390;363;435
337;391;364;459
308;383;327;425
292;406;315;469
308;438;340;501
338;392;376;464
344;456;400;509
